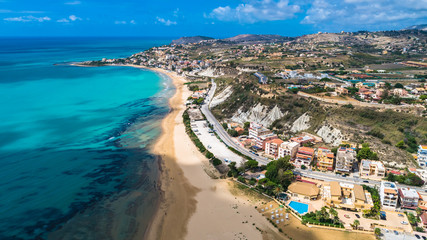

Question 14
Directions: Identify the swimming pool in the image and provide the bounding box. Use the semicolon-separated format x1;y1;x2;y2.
288;201;309;214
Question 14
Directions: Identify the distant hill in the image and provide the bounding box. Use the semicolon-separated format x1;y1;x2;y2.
403;24;427;31
171;36;214;45
222;34;292;43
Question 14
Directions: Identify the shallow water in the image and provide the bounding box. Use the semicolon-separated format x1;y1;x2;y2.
0;37;172;239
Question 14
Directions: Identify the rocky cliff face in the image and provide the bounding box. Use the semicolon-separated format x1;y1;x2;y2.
211;86;233;108
290;113;311;133
231;103;285;127
316;124;343;146
171;36;214;45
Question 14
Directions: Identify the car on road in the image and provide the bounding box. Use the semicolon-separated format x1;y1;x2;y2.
197;133;201;136
422;236;426;240
401;221;408;225
207;145;211;149
415;234;421;239
394;230;399;235
398;213;404;217
355;214;360;218
363;180;369;183
344;214;350;218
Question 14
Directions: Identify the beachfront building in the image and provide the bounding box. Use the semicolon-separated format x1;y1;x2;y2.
316;147;334;171
290;135;315;146
322;181;373;211
359;160;386;178
265;139;284;159
249;122;277;150
256;133;278;150
398;187;420;209
277;141;299;159
335;147;357;174
287;182;319;200
249;122;271;139
380;181;399;208
418;145;427;168
294;147;315;168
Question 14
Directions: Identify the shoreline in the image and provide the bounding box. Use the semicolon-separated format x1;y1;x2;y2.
143;66;199;240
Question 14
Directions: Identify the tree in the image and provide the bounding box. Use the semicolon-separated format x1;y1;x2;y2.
205;151;214;159
237;176;246;183
416;207;423;217
374;228;381;238
301;165;307;170
245;159;259;170
222;123;228;130
420;95;427;100
329;208;338;224
273;184;284;196
394;83;404;88
395;140;406;149
353;219;360;230
212;158;222;166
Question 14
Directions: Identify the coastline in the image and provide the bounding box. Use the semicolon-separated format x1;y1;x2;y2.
143;66;199;240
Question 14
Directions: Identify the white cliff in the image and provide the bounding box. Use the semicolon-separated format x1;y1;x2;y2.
211;86;233;108
231;103;285;127
290;113;311;133
316;124;343;146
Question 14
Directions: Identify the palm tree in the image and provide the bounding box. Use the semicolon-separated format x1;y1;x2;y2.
353;219;360;230
374;228;381;238
329;208;338;224
273;184;283;197
320;207;329;221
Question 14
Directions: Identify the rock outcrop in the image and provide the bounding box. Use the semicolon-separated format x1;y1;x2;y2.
290;113;311;133
316;124;343;146
211;86;233;108
231;103;285;127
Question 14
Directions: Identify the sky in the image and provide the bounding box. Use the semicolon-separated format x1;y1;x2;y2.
1;0;426;37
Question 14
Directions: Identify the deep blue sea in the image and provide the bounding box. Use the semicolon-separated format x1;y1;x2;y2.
0;37;173;239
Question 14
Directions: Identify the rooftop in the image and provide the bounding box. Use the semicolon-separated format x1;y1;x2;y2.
399;188;419;199
288;182;319;197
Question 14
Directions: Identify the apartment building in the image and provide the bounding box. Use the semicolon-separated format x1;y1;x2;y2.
294;147;315;168
398;187;420;209
248;122;271;139
418;145;427;168
316;147;334;171
248;122;276;150
323;181;373;211
265;139;284;158
290;135;315;146
359;160;386;178
277;141;299;159
335;147;357;174
380;181;399;208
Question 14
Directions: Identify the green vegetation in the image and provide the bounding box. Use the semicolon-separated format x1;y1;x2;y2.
356;143;379;160
386;172;424;186
362;185;381;218
301;207;344;228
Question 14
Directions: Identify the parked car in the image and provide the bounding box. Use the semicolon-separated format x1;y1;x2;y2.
380;211;387;220
422;236;426;240
355;214;360;218
398;213;404;217
344;214;350;219
401;221;408;225
394;230;399;235
363;180;369;183
415;234;421;239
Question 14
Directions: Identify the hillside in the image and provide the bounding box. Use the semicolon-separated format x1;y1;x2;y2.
171;36;214;45
211;76;427;167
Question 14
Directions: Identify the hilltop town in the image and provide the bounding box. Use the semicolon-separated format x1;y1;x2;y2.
80;29;427;239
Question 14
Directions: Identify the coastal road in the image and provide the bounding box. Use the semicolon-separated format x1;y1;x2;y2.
201;80;270;165
201;80;427;191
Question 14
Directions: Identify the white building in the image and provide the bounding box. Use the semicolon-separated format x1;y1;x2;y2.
277;141;299;159
380;181;399;208
398;187;420;209
418;145;427;168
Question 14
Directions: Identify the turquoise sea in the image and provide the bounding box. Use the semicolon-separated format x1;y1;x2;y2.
0;37;173;239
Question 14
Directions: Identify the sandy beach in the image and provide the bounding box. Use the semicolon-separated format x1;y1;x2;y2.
141;66;375;240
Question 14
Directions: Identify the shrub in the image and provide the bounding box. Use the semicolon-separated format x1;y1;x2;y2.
237;176;246;183
212;158;222;166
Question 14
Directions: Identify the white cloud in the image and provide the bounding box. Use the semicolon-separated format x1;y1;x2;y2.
57;18;70;23
156;17;177;26
130;20;136;24
68;15;82;21
115;20;127;25
0;9;45;13
4;15;51;22
208;0;301;23
302;0;427;27
65;1;81;5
